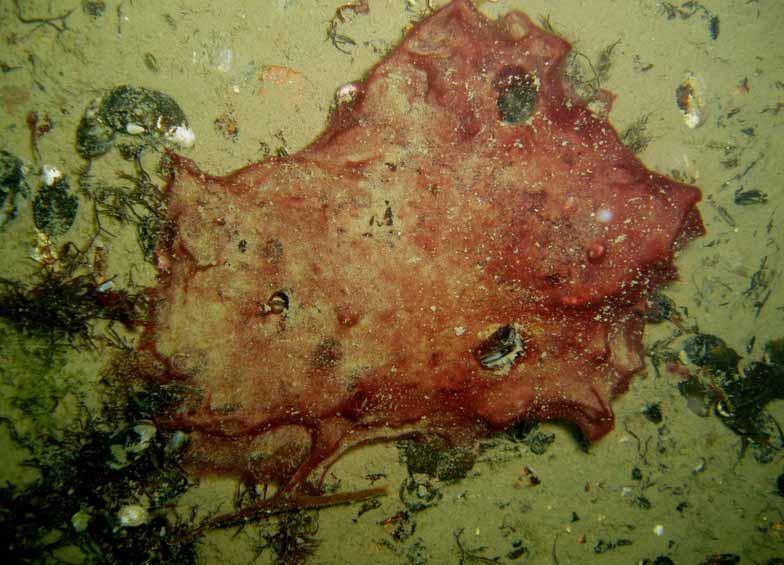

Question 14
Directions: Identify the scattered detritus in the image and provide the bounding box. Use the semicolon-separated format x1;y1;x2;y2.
620;113;652;154
326;0;369;54
646;331;684;380
644;292;680;325
252;510;320;565
79;146;173;264
12;0;74;37
594;538;633;554
81;0;107;18
352;497;382;521
454;528;500;564
143;52;160;72
594;40;621;85
743;255;774;319
214;110;239;141
399;475;442;512
505;421;556;455
643;403;664;425
707;196;736;228
400;436;476;481
700;554;741;565
720;153;763;191
537;14;558;36
734;186;768;205
564;39;621;105
659;1;720;40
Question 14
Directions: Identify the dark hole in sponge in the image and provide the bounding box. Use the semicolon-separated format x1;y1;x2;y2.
495;66;538;124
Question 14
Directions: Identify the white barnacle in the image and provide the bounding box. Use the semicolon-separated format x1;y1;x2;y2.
42;164;63;186
335;82;360;106
117;504;149;527
165;124;196;148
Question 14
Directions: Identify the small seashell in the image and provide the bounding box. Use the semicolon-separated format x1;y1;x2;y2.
165;430;189;454
127;421;157;454
268;290;289;314
475;324;526;373
125;122;146;135
676;74;706;129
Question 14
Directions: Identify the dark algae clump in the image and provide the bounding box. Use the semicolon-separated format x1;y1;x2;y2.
0;373;200;565
0;252;145;346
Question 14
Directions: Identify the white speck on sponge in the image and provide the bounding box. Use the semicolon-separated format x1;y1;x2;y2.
596;207;614;224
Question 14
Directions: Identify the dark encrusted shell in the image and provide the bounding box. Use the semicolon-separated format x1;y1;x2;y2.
0;150;29;226
76;86;190;159
99;85;187;135
33;177;78;237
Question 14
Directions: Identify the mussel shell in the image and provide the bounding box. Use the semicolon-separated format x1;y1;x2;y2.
475;324;526;371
